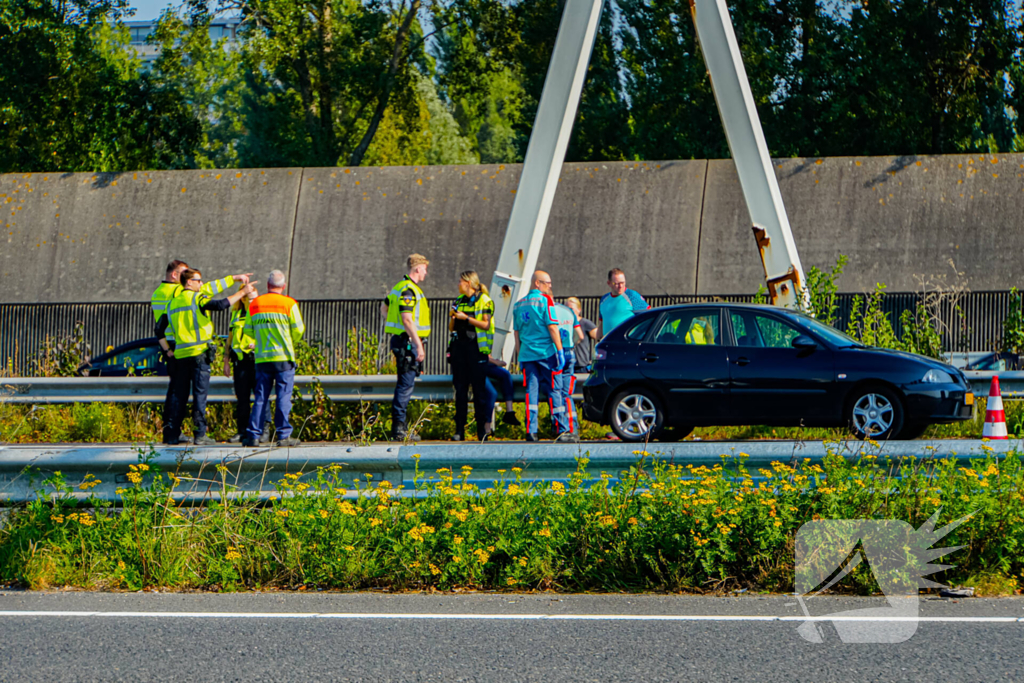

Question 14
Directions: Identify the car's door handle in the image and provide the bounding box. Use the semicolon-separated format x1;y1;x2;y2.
734;357;751;366
643;353;659;363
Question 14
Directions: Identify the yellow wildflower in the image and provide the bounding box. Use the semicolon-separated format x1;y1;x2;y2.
127;471;142;484
370;518;383;527
429;564;441;576
344;545;355;552
506;577;518;585
226;549;242;561
454;535;464;545
537;528;552;538
319;510;330;518
117;561;126;570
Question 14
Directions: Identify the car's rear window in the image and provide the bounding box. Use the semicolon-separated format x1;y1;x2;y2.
625;317;654;341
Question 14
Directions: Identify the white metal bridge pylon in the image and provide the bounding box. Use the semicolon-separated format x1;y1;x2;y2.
488;0;810;361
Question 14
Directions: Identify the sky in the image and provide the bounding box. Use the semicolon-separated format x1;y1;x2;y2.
128;0;176;21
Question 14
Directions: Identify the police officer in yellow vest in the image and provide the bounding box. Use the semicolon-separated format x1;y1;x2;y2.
156;268;253;445
381;254;431;441
223;284;272;444
448;270;495;441
151;260;251;441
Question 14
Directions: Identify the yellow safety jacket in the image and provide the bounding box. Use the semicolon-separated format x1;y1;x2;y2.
244;293;305;364
229;302;256;356
685;320;709;345
385;277;431;338
151;275;234;343
168;289;216;359
453;292;495;355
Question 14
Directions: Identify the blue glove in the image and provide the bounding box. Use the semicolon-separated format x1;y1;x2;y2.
555;349;567;371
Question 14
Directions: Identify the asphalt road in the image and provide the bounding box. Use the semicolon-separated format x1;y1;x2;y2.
1;592;1023;682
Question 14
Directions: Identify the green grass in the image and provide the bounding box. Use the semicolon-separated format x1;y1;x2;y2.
1;448;1022;594
0;393;1006;444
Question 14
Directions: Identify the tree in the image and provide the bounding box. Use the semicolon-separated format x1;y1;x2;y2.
149;11;248;168
0;0;200;173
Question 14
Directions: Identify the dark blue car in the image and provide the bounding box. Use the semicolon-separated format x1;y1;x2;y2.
77;337;167;377
581;303;974;442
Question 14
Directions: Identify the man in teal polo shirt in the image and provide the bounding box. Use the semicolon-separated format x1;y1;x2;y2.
598;267;649;339
512;271;569;442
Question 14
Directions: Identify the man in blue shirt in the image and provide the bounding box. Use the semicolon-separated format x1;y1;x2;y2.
552;301;583;440
513;271;569;442
598;267;649;339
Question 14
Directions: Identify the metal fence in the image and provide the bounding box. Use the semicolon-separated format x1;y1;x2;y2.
2;291;1019;376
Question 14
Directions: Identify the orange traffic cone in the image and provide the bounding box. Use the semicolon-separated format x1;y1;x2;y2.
983;376;1008;440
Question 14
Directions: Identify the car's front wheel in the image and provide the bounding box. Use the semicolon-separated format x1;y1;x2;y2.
609;389;664;442
847;386;904;440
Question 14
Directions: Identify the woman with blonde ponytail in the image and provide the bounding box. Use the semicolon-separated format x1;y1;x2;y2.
448;270;497;440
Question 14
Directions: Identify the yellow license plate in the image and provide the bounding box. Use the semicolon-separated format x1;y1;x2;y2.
965;393;975;406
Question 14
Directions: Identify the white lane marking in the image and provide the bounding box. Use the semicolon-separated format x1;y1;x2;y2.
0;611;1019;623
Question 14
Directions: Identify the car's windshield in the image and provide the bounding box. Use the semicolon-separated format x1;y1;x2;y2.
788;311;866;348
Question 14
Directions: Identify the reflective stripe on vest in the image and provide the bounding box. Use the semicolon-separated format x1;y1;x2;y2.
385;278;431;338
168;290;214;358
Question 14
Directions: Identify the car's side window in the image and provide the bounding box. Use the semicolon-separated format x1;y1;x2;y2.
651;311;720;346
752;314;803;349
625;317;655;341
730;312;763;347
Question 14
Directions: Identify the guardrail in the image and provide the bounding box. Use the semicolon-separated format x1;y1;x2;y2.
0;439;1016;504
0;371;1015;404
0;374;575;404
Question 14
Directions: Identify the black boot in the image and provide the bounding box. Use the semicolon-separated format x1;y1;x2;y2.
392;421;421;442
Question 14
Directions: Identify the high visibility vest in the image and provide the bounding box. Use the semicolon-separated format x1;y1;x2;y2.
151;275;234;343
151;282;181;343
245;292;305;364
229;302;256;356
452;292;495;355
685;320;709;345
385;277;431;338
474;292;495;355
168;290;215;359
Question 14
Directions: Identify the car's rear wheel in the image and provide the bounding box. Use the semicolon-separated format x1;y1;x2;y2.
609;389;665;442
847;386;904;440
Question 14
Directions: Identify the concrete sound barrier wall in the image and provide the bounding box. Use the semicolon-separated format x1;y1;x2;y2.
1;169;302;303
2;153;1022;304
698;154;1024;294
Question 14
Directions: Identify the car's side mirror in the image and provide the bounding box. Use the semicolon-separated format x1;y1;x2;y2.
791;335;818;350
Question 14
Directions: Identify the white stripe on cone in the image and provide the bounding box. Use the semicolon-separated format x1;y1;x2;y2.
983;375;1008;440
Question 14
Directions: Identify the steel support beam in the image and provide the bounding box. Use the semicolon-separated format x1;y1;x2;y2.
689;0;809;308
488;0;605;360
